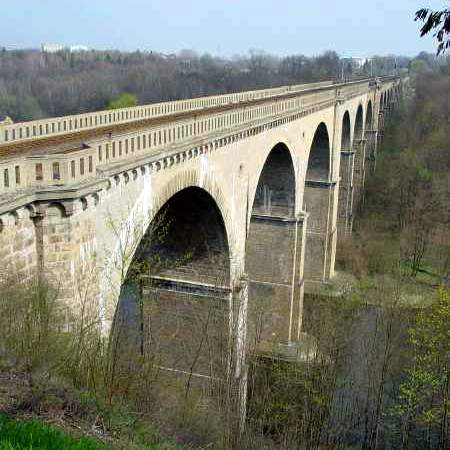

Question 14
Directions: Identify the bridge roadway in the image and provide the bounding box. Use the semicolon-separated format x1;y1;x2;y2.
0;76;401;412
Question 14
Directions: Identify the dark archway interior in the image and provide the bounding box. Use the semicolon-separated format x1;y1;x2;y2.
341;112;351;151
253;143;295;217
306;122;330;181
366;101;373;130
133;187;230;285
354;105;364;140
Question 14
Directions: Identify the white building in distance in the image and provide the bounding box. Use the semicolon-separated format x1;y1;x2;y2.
41;44;90;53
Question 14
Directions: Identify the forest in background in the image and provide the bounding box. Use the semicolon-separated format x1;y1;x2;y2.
338;56;450;285
0;48;410;122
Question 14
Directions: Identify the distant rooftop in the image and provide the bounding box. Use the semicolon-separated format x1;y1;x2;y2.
41;44;90;53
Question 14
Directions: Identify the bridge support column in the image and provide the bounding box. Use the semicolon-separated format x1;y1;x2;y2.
246;212;307;347
304;180;337;287
33;201;98;321
142;277;231;379
338;151;354;235
140;271;249;431
365;130;379;175
378;111;385;132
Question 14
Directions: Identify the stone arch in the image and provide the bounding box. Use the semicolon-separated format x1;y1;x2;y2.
100;167;236;328
305;122;330;182
354;104;364;140
303;122;335;283
245;142;299;345
131;186;231;285
45;201;68;218
341;111;351;152
366;100;373;130
148;169;235;264
251;142;296;217
116;184;232;378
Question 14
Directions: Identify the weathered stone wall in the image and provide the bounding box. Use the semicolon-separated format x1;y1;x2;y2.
303;182;337;282
246;215;306;344
0;208;37;280
142;284;229;377
338;152;355;235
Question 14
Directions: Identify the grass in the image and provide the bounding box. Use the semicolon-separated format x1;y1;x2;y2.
0;415;108;450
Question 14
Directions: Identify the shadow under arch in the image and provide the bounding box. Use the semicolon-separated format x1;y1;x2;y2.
354;104;364;140
251;142;296;217
366;100;373;130
115;186;232;380
341;111;352;152
306;122;330;182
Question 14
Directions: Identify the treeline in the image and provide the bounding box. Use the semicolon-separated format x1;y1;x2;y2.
0;48;407;122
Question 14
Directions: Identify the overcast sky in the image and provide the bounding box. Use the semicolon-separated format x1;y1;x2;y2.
1;0;444;56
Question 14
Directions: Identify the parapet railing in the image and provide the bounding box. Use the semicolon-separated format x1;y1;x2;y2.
0;77;400;197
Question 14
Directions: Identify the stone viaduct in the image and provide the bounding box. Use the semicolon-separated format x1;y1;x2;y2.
0;77;400;399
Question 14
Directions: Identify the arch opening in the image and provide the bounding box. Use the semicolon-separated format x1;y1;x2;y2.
116;186;231;379
341;111;351;152
306;122;330;182
354;105;364;140
303;122;335;283
132;186;230;285
253;142;296;217
365;101;373;130
245;142;299;344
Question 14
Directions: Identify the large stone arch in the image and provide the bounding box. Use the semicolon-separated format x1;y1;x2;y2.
251;142;296;217
338;111;354;235
130;186;231;286
245;132;299;225
352;104;365;211
305;122;331;182
366;100;373;130
116;181;233;379
99;167;237;331
303;122;336;283
354;104;364;140
341;111;352;152
245;142;300;345
365;99;377;175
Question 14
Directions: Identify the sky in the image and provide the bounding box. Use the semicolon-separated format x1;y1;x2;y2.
0;0;444;57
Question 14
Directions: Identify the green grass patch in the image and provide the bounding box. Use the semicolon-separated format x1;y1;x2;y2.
0;415;108;450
